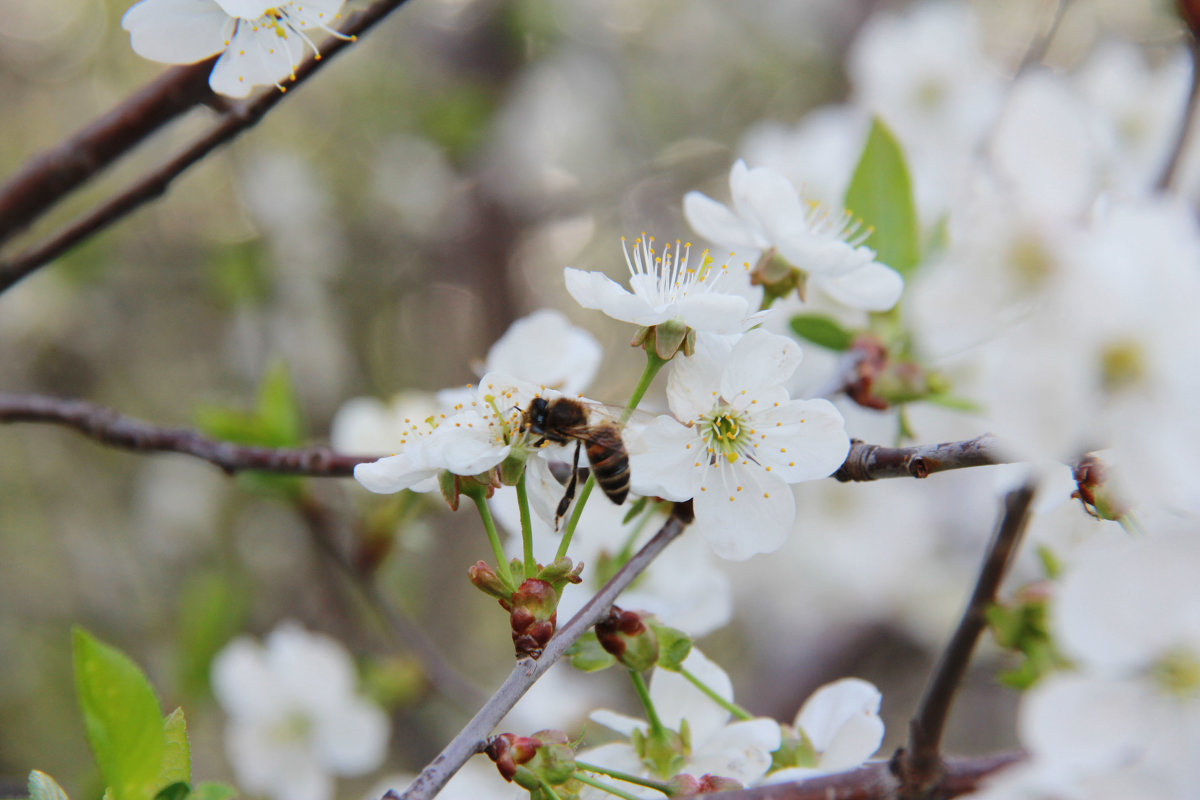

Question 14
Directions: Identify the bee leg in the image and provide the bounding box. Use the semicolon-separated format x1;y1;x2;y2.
555;440;582;529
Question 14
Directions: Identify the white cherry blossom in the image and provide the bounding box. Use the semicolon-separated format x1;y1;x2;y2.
353;373;536;494
121;0;348;98
211;621;391;800
630;329;850;560
684;160;904;311
581;649;781;794
765;678;884;783
564;234;759;334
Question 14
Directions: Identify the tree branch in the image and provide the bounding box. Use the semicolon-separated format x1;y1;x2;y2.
394;507;692;800
0;0;415;296
0;60;217;247
689;752;1022;799
0;392;372;476
833;435;1006;482
893;483;1035;798
1156;35;1200;192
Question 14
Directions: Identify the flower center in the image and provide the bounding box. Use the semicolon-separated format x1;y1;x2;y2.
623;234;718;305
1099;339;1146;394
700;405;752;464
1152;648;1200;699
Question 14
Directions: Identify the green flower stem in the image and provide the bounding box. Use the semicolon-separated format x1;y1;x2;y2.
680;667;754;721
573;772;664;800
533;775;565;800
629;669;668;736
575;762;673;795
516;473;537;579
556;351;668;561
469;490;516;593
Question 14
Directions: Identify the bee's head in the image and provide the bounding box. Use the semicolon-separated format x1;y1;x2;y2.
524;395;550;433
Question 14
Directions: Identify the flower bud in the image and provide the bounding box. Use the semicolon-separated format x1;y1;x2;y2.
486;733;541;781
468;561;511;600
595;607;659;672
1072;452;1131;521
506;579;560;659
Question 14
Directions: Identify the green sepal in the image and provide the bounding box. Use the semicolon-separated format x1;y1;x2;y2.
566;631;616;672
646;622;691;672
788;314;855;352
844;117;920;276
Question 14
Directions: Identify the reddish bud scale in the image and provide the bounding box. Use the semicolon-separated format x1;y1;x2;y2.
595;607;646;656
845;335;890;410
486;733;541;781
507;579;559;659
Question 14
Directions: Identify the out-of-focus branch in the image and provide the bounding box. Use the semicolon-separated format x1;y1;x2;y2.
0;60;217;247
689;752;1022;799
833;435;1006;482
1157;35;1200;192
0;0;415;296
893;483;1036;798
394;507;693;800
1014;0;1073;74
0;392;372;476
296;493;491;711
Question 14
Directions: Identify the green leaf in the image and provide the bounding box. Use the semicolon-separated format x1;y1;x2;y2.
788;314;855;351
28;771;70;800
72;628;166;800
153;784;189;800
189;784;237;800
159;710;190;787
844;118;920;276
177;573;249;699
194;362;304;449
566;631;615;673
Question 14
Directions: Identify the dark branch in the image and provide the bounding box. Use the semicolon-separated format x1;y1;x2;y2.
395;507;693;800
0;59;217;247
0;392;372;476
833;435;1006;482
692;752;1022;799
1157;36;1200;192
296;493;491;710
893;484;1035;798
0;0;415;296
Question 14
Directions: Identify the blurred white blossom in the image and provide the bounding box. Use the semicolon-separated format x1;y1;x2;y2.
765;678;884;783
211;621;390;800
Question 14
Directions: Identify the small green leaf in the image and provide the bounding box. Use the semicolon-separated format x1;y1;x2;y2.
29;771;70;800
566;631;616;673
788;314;855;351
190;783;237;800
153;784;189;800
159;709;190;787
844;118;920;276
72;628;165;800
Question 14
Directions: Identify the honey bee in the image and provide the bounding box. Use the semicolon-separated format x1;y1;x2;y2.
520;396;630;524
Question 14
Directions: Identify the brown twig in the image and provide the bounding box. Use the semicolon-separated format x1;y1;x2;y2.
1156;35;1200;192
0;0;415;296
892;483;1035;798
689;752;1023;799
833;435;1006;482
0;60;217;247
395;507;693;800
0;392;372;476
296;493;491;711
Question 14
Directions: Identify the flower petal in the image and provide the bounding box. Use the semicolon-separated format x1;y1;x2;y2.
651;649;733;738
122;0;231;64
751;399;850;483
208;21;298;98
311;699;391;775
794;678;884;768
353;452;436;494
694;464;794;560
627;417;700;501
683;190;766;252
688;718;782;786
564;268;661;325
719;329;802;401
812;261;905;311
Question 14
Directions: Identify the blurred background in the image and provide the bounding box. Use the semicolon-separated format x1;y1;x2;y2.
0;0;1193;796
